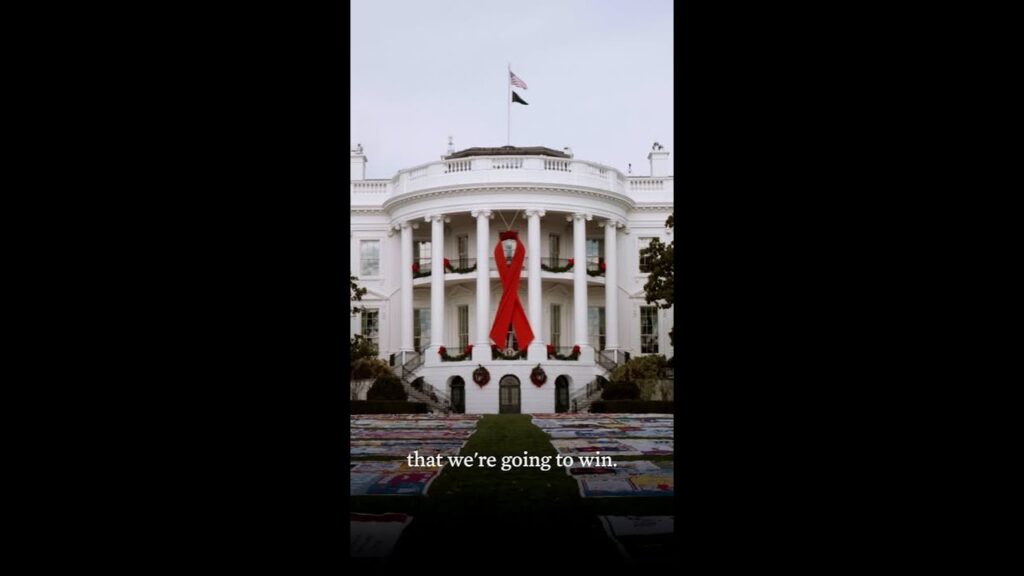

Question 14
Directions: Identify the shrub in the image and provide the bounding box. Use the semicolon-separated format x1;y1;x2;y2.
608;354;668;385
351;358;392;381
601;380;641;400
367;374;408;401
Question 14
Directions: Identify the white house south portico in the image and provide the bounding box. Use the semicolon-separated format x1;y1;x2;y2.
351;144;673;414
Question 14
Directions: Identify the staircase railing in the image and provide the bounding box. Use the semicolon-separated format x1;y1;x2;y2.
569;379;603;413
398;352;451;413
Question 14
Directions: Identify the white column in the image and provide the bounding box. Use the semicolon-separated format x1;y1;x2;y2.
603;219;621;357
472;209;493;361
526;208;546;361
569;212;594;362
399;221;417;362
425;214;448;365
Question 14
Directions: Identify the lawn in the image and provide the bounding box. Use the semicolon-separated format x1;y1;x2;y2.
351;414;675;567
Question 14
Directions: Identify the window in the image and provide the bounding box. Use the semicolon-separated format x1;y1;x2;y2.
640;306;659;353
549;234;560;261
588;306;605;351
456;235;469;268
415;241;432;268
360;309;379;354
502;239;515;261
504;322;518;352
586;238;604;271
360;240;380;276
414;309;431;352
550;304;561;348
458;305;469;351
639;237;655;272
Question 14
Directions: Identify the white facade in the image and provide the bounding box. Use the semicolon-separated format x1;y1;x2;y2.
351;144;673;414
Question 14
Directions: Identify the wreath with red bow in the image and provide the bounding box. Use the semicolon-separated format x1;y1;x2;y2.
530;364;547;387
473;365;490;387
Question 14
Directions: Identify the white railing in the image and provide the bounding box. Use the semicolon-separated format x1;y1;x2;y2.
351;180;388;193
492;158;523;170
629;178;665;191
445;159;472;173
374;156;632;197
544;159;570;172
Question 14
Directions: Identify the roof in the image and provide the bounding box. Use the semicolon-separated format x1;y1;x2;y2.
444;146;570;159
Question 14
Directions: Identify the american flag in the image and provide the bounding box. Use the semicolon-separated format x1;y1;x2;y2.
510;71;528;90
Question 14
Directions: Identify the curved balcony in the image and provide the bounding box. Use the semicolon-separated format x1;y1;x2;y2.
410;257;606;287
368;156;647;225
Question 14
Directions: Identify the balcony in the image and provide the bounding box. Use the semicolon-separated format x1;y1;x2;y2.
386;156;631;198
410;256;606;286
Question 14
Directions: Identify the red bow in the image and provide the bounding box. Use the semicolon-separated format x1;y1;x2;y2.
489;231;534;351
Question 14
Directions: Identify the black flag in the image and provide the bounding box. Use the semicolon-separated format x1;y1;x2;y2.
512;91;528;105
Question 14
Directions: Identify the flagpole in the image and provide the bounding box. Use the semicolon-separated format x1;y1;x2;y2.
507;62;511;146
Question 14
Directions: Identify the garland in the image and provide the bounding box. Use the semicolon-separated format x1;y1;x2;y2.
530;364;547;387
412;263;430;278
439;345;473;362
547;344;582;361
586;261;607;277
472;365;490;386
443;257;477;274
540;258;574;273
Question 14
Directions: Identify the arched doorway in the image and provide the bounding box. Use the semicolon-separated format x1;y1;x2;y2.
555;375;571;413
499;375;521;414
449;376;466;414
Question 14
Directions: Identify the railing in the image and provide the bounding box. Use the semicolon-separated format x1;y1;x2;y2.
444;257;477;273
543;159;570;172
445;159;472;173
547;346;581;361
379;156;628;196
351;180;388;193
397;352;451;414
488;257;528;271
540;257;574;272
569;379;603;413
401;352;423;377
492;158;523;170
412;260;431;278
629;178;665;191
596;350;617;372
491;346;528;361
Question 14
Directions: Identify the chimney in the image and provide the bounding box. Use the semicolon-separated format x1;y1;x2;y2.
647;142;670;177
351;143;367;181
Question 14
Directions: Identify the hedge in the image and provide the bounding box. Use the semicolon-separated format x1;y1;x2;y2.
350;401;429;414
588;400;674;414
367;374;408;401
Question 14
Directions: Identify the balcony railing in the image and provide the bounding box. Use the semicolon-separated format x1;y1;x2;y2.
540;257;574;272
352;156;674;201
412;261;431;278
491;346;527;361
586;260;606;277
411;256;610;278
547;346;581;361
444;257;477;274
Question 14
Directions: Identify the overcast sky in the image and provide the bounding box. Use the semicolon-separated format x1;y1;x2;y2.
351;0;673;179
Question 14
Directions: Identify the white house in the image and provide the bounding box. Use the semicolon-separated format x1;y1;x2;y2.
350;143;673;414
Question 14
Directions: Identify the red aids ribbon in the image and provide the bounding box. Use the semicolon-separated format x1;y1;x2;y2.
489;231;534;351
